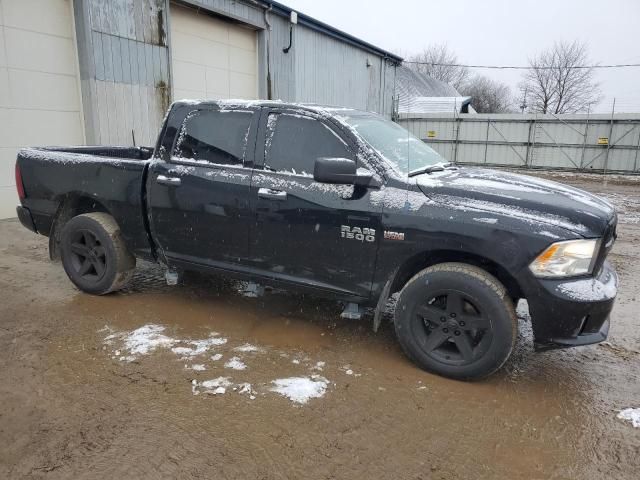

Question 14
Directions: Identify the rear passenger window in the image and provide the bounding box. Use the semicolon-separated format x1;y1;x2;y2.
174;110;252;166
264;113;352;175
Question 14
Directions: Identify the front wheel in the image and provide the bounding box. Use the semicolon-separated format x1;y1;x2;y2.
395;262;517;380
60;213;136;295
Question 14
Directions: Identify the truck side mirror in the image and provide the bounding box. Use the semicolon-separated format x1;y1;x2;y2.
313;157;379;187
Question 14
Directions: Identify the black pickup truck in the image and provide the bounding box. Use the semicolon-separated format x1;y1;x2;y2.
15;100;618;379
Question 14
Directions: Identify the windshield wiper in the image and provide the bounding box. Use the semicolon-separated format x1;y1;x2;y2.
408;162;453;177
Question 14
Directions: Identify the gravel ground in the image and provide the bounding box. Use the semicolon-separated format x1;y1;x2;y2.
1;171;639;479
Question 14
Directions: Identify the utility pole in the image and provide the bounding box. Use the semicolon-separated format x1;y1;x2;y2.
520;87;528;113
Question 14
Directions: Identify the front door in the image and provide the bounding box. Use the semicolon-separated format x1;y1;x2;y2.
248;109;382;298
147;106;258;269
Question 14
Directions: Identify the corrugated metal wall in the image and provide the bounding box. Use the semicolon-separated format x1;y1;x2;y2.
73;0;398;147
74;0;170;146
398;113;640;173
266;13;296;101
173;0;398;116
292;26;396;116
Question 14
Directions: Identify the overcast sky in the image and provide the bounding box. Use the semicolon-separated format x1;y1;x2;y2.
282;0;640;113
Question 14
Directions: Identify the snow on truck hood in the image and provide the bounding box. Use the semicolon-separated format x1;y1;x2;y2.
416;167;616;237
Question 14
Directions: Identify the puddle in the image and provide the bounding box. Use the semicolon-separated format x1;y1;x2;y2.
101;322;334;406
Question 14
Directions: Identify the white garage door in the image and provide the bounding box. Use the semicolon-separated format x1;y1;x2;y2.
170;4;258;101
0;0;84;219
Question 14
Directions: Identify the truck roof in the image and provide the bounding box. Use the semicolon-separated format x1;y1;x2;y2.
171;98;375;118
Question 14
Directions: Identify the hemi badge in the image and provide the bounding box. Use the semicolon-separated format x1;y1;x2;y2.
384;231;405;241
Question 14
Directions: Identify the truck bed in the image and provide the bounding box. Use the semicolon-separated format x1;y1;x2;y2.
17;146;155;260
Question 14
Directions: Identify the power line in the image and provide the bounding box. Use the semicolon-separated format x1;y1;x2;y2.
402;61;640;70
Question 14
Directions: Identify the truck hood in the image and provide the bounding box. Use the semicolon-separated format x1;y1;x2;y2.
416;167;615;237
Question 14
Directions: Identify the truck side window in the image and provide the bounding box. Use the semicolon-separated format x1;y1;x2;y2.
174;110;252;166
264;113;352;175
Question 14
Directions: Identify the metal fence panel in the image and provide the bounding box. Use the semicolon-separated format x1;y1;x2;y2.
398;113;640;173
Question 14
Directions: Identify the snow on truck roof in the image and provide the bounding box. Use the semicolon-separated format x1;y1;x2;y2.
171;99;373;117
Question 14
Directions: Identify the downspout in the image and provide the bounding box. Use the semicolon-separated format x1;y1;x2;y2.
264;4;273;99
378;56;383;114
247;1;273;100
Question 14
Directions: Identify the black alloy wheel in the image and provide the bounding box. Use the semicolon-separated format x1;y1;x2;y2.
415;290;493;366
68;229;107;282
60;213;136;295
394;263;517;380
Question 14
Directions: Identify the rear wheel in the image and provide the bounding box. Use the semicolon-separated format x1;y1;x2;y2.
395;262;517;380
60;213;135;295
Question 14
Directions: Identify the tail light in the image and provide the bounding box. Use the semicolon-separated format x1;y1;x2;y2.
15;163;25;200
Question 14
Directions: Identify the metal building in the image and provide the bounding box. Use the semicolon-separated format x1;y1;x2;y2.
0;0;401;218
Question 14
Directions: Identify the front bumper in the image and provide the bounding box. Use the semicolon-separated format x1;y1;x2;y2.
526;261;617;351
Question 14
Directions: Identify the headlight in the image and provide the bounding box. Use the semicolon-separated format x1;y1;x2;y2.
529;239;598;278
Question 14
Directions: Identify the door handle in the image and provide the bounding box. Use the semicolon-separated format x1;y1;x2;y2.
258;188;287;200
157;175;182;187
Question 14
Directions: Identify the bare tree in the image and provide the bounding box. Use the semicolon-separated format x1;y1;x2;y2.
459;75;513;113
406;43;470;90
520;41;602;114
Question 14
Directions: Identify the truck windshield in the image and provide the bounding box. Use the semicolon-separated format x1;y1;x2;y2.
341;114;448;175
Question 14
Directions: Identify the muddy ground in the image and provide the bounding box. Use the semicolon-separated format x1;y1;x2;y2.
1;171;639;479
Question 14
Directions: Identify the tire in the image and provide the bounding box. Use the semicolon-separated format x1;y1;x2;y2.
60;213;136;295
394;262;517;380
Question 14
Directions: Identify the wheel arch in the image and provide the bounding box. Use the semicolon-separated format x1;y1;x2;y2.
390;250;524;301
49;193;112;260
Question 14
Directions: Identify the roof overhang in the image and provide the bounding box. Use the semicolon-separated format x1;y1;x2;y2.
263;1;403;63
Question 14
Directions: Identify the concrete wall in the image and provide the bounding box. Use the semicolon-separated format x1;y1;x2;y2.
398;113;640;173
0;0;84;219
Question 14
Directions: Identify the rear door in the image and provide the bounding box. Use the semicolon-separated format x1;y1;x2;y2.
248;109;382;298
147;106;258;269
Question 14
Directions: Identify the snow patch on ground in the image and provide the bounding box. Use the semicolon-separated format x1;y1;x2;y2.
194;377;232;395
313;361;326;371
102;325;227;362
102;326;338;405
270;376;330;404
192;378;257;399
234;343;264;353
104;324;177;360
224;356;247;370
171;335;227;358
617;408;640;428
340;365;361;377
